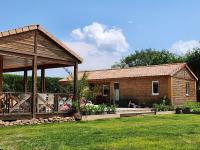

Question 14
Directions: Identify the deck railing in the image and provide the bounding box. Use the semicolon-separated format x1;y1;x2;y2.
0;92;32;114
36;93;72;113
0;92;72;114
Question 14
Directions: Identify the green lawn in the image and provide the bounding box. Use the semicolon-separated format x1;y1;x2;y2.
0;114;200;150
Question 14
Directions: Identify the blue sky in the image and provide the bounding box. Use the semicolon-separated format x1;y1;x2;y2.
1;0;200;77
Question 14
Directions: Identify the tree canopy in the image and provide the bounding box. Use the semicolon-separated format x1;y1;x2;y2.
112;48;184;68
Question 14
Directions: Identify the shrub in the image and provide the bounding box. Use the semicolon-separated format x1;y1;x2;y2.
107;104;117;114
81;104;117;115
153;103;174;111
182;102;200;109
110;104;117;113
180;102;200;114
98;104;107;114
192;108;200;114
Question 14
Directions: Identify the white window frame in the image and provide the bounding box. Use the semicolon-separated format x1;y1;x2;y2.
186;81;190;96
103;85;109;96
152;81;159;96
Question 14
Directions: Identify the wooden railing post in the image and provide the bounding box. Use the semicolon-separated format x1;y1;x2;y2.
73;62;79;109
32;30;38;118
41;67;45;93
23;69;28;93
0;55;3;92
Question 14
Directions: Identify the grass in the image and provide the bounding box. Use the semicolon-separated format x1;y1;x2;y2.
1;114;200;150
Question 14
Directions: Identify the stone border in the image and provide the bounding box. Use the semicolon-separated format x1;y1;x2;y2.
0;117;75;127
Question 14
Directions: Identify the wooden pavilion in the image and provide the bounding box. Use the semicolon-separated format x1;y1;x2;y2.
0;25;82;120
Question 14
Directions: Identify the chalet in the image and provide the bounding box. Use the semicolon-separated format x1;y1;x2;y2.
59;63;198;106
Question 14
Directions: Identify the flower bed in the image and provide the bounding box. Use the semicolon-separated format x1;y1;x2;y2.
81;104;117;115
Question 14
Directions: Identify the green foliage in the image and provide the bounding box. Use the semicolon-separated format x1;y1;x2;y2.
192;108;200;113
182;102;200;109
186;48;200;77
177;102;200;114
3;74;66;93
67;72;89;100
86;85;101;101
112;49;184;68
153;103;174;111
153;98;174;111
107;104;117;113
81;104;116;115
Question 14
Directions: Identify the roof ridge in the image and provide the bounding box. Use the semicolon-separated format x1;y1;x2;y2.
79;62;186;73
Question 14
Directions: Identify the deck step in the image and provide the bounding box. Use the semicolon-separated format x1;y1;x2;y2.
120;111;155;117
116;108;153;113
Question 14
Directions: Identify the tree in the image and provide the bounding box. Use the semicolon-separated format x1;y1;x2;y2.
185;48;200;100
186;48;200;78
112;48;184;68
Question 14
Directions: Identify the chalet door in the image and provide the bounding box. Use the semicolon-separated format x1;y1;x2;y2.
113;82;120;104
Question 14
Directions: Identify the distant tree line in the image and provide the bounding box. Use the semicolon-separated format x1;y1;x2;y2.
3;74;67;93
112;48;185;68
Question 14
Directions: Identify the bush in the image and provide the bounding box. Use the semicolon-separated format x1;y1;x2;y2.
192;108;200;114
81;104;117;115
180;102;200;114
152;96;174;111
182;102;200;109
107;104;117;114
153;103;174;111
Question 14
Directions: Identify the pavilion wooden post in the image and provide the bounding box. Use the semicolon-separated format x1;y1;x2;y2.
0;56;3;92
41;68;45;93
73;62;79;110
32;30;38;118
23;69;28;93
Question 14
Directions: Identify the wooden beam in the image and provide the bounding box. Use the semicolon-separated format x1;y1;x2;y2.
0;56;3;92
41;68;45;93
73;62;79;109
0;48;75;63
23;69;28;93
32;30;38;118
3;63;70;73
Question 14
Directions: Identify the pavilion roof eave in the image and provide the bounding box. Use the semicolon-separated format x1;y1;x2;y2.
0;24;83;63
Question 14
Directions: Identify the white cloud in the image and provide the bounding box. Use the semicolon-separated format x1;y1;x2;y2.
65;41;123;71
65;22;129;71
170;40;200;55
71;22;129;53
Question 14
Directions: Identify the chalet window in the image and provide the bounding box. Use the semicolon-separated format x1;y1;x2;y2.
186;81;190;96
152;81;159;95
103;85;109;96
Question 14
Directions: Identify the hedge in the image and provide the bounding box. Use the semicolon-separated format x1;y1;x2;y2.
3;74;69;93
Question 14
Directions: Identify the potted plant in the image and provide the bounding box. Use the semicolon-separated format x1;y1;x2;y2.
72;102;82;121
175;107;183;114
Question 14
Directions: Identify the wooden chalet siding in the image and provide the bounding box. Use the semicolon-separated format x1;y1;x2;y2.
108;76;169;105
37;31;76;62
0;31;35;53
172;68;196;105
